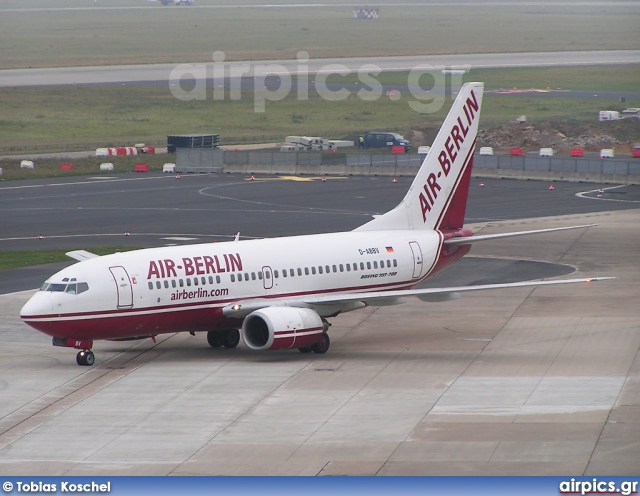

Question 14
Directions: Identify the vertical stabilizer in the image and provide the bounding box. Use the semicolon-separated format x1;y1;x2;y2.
356;82;483;232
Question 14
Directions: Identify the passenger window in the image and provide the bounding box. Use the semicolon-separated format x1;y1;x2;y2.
216;275;221;284
179;279;184;287
373;261;378;269
282;269;287;278
297;268;302;276
305;268;309;275
201;277;206;285
265;272;271;279
172;280;177;288
360;262;365;270
252;272;257;280
77;282;89;294
230;274;235;282
194;277;198;286
208;276;213;284
312;267;317;275
274;270;279;278
148;282;153;290
393;259;398;267
186;278;191;287
244;273;249;281
237;273;242;282
291;269;295;277
346;264;350;272
332;265;337;273
156;281;161;289
258;272;263;280
164;280;169;289
340;264;344;272
387;260;391;268
353;263;358;271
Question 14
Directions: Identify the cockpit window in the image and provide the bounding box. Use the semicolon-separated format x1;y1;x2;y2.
40;280;89;294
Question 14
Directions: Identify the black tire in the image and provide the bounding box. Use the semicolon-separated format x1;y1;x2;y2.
76;350;94;366
223;329;240;348
311;333;330;354
85;351;95;366
207;330;223;348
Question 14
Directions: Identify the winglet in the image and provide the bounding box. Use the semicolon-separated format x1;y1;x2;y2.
66;250;99;262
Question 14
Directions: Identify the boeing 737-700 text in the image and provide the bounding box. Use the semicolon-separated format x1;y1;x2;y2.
20;82;613;366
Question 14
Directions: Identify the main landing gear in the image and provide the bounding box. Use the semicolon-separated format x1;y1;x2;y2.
207;329;240;349
76;349;95;366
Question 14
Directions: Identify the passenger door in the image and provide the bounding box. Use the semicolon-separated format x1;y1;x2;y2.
109;266;133;308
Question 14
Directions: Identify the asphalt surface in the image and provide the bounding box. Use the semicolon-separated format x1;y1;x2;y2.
1;173;638;294
1;51;639;88
1;175;638;476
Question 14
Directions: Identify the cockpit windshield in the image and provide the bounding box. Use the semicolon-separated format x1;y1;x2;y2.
40;277;89;294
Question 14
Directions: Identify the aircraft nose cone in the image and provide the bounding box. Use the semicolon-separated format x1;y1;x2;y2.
20;291;53;318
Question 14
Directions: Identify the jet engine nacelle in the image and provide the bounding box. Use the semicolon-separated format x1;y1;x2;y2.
242;307;325;351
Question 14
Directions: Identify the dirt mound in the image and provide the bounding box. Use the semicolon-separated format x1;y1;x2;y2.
413;118;640;154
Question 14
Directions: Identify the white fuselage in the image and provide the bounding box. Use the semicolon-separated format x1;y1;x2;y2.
20;229;446;341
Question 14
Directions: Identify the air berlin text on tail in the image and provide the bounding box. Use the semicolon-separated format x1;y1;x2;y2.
419;88;479;222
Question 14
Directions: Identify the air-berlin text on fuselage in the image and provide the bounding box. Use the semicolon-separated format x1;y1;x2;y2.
147;253;243;280
419;89;479;222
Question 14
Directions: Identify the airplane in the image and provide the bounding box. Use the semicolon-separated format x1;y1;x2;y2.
20;82;613;366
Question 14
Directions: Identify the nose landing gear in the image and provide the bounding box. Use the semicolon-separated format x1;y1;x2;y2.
76;349;95;366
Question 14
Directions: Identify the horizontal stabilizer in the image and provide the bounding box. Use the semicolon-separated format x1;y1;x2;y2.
444;224;597;246
65;250;100;262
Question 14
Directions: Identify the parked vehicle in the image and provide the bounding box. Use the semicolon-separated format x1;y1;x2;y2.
363;132;411;152
509;147;525;156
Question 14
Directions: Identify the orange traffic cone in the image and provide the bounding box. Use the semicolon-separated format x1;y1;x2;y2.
479;182;485;187
175;173;180;179
392;177;397;183
549;184;555;190
322;176;326;182
250;174;255;181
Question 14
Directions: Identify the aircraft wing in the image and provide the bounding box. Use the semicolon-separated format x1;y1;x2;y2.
444;224;597;246
65;250;100;261
221;276;614;318
301;277;614;306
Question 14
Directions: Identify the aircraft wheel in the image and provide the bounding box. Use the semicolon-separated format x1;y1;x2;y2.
298;347;313;353
311;333;330;354
207;331;223;348
76;350;95;366
223;329;240;348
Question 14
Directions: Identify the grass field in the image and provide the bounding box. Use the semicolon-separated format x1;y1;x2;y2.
0;247;139;271
0;64;638;155
1;1;639;69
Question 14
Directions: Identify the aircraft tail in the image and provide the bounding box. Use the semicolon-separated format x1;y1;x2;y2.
356;82;483;232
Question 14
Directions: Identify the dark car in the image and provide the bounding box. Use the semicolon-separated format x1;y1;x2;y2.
363;132;411;152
